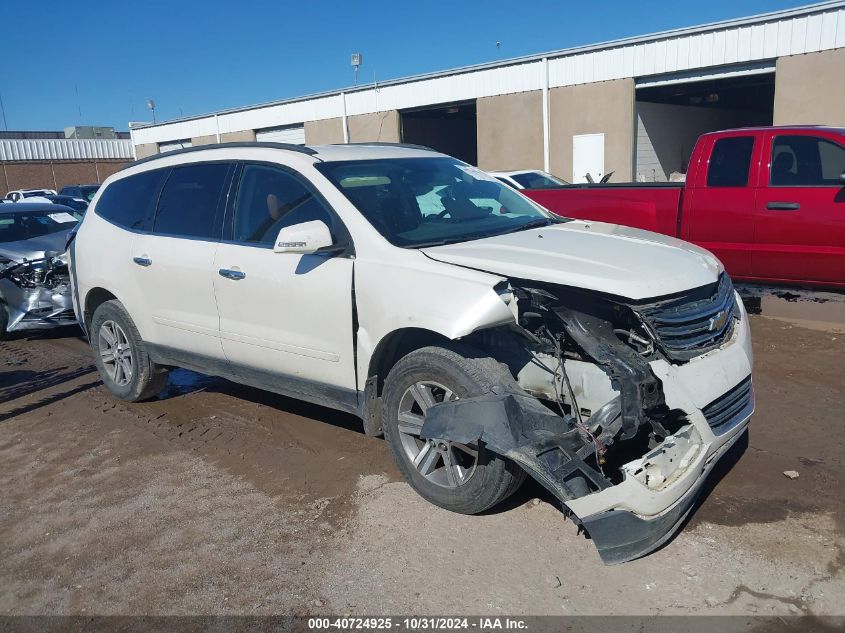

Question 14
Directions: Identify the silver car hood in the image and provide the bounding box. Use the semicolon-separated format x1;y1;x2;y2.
421;221;723;301
0;230;70;263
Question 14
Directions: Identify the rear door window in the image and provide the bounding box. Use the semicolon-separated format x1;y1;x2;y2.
95;168;168;230
770;135;845;186
154;163;231;239
707;137;755;187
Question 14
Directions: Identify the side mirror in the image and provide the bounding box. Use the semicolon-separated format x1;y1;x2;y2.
273;220;334;254
839;171;845;186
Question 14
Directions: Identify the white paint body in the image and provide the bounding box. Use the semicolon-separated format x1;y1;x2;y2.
71;144;752;526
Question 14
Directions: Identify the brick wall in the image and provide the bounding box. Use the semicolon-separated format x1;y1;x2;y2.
1;160;130;195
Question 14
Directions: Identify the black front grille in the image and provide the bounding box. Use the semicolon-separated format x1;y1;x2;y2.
637;274;737;361
702;376;753;435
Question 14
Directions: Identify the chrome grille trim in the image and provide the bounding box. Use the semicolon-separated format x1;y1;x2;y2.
636;274;737;360
702;376;754;435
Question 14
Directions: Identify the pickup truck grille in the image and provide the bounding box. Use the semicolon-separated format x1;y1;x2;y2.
636;274;737;361
702;376;753;435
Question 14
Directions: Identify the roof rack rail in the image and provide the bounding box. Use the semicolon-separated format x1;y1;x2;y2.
126;141;318;169
336;141;436;152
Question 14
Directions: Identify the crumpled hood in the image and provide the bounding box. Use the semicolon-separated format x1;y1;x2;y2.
0;230;69;263
421;221;723;300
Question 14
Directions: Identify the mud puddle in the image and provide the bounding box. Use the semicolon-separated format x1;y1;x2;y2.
738;284;845;333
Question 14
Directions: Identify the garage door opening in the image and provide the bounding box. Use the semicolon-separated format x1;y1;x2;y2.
635;69;775;182
400;102;477;165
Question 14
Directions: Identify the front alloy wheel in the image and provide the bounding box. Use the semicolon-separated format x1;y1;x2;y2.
381;344;526;515
397;381;478;488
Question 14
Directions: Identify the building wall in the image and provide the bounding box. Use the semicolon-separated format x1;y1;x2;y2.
1;160;128;193
636;102;770;182
135;143;158;159
304;118;344;145
303;111;401;145
190;134;218;146
476;91;543;171
348;110;401;143
549;79;635;182
774;48;845;126
221;130;256;142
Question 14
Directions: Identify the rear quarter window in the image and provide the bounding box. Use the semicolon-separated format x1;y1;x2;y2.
95;169;169;230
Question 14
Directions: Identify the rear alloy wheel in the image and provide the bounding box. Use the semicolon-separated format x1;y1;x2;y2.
382;344;525;514
98;320;134;387
90;300;168;402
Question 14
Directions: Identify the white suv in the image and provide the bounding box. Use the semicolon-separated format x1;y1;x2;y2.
69;142;753;564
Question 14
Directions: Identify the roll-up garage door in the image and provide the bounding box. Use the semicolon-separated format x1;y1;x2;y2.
255;125;305;145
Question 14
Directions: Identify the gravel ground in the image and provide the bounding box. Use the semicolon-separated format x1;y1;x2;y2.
0;303;843;618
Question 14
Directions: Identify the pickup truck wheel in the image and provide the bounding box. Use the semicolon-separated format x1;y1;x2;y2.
382;344;525;514
90;300;168;402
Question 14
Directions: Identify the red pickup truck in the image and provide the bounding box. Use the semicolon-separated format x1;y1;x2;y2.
523;126;845;289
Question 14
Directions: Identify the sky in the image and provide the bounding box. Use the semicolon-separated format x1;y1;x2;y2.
0;0;818;131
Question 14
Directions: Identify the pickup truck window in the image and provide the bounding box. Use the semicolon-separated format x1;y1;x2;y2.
770;135;845;187
707;136;754;187
317;158;556;248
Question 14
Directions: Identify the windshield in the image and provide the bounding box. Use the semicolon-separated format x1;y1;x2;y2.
316;158;561;247
80;185;99;201
0;210;80;243
511;171;567;189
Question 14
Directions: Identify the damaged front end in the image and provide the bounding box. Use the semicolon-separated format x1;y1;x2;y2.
422;275;752;564
0;254;76;333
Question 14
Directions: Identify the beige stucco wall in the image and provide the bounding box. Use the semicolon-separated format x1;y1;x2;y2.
549;78;635;181
774;48;845;126
477;91;544;171
305;118;344;145
190;134;218;146
221;130;256;142
348;110;401;142
134;143;158;158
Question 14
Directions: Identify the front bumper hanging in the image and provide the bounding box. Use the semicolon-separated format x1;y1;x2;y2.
420;390;743;564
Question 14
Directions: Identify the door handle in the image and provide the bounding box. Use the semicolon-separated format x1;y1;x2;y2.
218;268;246;280
133;256;152;267
766;202;800;211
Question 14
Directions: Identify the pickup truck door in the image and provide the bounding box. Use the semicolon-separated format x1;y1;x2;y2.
211;162;358;407
753;132;845;286
682;133;761;278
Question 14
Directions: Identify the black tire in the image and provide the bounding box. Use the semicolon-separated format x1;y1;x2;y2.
0;302;10;340
90;300;168;402
382;344;526;514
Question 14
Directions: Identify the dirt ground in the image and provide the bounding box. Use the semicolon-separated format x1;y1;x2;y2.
1;297;844;618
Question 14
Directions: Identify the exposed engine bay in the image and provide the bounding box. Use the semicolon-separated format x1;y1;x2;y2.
421;274;746;562
0;253;76;333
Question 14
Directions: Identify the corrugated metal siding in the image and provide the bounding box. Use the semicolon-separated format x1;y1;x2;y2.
0;139;134;161
131;2;845;147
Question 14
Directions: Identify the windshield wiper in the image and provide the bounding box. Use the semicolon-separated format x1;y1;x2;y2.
498;218;556;235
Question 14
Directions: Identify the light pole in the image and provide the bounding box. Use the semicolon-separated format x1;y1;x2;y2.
351;53;362;86
147;99;156;123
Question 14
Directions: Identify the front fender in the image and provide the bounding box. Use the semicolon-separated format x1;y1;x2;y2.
354;254;514;390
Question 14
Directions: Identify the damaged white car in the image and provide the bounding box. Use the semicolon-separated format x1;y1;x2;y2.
0;203;80;338
69;143;753;564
